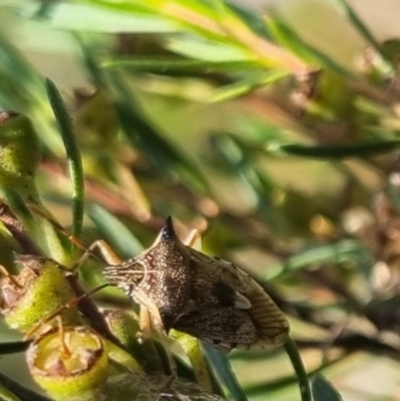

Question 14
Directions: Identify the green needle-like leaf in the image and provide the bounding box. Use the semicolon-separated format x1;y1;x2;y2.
266;240;370;280
212;70;290;102
0;341;30;355
334;0;394;75
311;374;344;401
45;78;85;240
267;139;400;158
266;16;355;78
0;383;22;401
87;204;144;258
204;344;249;401
0;372;52;401
103;57;259;73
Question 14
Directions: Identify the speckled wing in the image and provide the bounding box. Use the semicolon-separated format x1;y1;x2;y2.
224;260;290;347
188;249;290;348
173;307;258;351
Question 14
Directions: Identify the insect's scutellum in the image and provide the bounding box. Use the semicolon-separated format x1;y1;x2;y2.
22;210;290;352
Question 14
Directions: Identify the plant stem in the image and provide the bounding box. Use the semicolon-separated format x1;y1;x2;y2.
284;336;311;401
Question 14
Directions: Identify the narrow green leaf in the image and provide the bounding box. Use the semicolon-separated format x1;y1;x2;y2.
45;78;84;240
103;57;260;73
334;0;394;75
227;2;272;39
0;372;52;401
87;203;144;258
154;0;225;20
167;36;249;62
266;16;355;79
266;240;369;280
0;38;41;90
42;2;176;33
0;383;23;401
211;70;290;102
82;0;230;40
0;341;30;355
311;374;343;401
203;344;248;401
75;35;108;88
267;139;400;159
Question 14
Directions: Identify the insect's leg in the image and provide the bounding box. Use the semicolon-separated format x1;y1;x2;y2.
28;204;122;269
90;239;122;265
135;288;165;334
70;239;122;272
136;295;177;377
138;306;152;340
182;228;202;249
23;283;109;340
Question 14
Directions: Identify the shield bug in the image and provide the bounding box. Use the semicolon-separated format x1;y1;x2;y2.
22;207;289;352
103;216;290;351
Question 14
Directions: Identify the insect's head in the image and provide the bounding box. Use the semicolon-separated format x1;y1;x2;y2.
138;216;191;276
102;217;190;294
102;259;146;294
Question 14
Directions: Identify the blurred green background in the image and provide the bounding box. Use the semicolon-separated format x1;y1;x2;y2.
2;0;400;400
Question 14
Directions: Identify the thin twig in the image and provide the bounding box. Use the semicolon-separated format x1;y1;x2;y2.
0;201;42;255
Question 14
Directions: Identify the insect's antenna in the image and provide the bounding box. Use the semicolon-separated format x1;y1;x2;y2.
24;283;110;340
28;204;106;265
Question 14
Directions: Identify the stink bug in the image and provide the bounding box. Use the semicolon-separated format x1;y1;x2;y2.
21;206;289;353
103;216;290;351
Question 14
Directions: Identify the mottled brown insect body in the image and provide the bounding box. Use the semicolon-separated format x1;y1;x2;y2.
103;217;289;351
180;248;289;349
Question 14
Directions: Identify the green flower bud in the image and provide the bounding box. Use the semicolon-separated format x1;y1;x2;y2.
103;309;163;373
0;111;70;265
104;338;142;373
0;111;41;201
27;326;108;401
0;255;80;333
